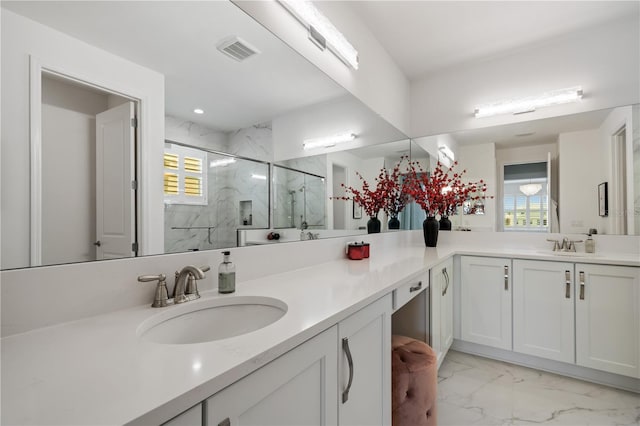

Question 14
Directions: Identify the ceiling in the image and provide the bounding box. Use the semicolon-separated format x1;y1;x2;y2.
346;1;639;79
2;1;346;132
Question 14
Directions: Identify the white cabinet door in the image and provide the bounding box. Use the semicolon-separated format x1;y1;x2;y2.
163;404;202;426
338;294;392;426
430;257;454;368
207;326;338;426
513;260;575;363
461;256;512;350
575;264;640;378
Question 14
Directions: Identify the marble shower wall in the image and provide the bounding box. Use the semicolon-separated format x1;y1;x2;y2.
164;116;272;253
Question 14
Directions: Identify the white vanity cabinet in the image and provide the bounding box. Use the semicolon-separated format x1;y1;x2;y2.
460;256;512;350
512;260;575;363
162;404;203;426
206;325;339;426
575;263;640;378
431;257;454;367
338;294;392;426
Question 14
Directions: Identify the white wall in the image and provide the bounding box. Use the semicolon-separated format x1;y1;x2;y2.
232;0;411;136
449;143;497;231
558;129;605;234
41;76;109;265
1;10;165;269
410;16;640;138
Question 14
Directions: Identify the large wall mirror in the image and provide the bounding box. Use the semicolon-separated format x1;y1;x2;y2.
0;1;409;270
411;105;640;235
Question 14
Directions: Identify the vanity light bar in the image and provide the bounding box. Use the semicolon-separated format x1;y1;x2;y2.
438;146;455;168
209;158;236;168
279;0;359;70
474;87;583;118
303;132;356;150
251;174;267;180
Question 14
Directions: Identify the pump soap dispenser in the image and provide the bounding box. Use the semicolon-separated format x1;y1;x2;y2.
585;233;595;253
218;251;236;293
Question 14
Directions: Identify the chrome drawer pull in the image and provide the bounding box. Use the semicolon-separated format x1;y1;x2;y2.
565;270;571;299
504;266;509;290
442;268;450;296
409;281;423;292
342;337;354;403
579;271;585;300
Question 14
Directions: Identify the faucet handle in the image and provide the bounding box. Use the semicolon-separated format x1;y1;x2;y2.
185;266;210;298
137;274;171;308
546;239;560;251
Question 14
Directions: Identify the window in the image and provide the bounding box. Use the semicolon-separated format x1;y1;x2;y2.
164;144;207;205
503;162;548;232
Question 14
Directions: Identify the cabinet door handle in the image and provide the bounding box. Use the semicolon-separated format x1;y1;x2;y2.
565;270;571;299
442;268;450;296
218;418;231;426
409;281;423;292
504;266;509;290
342;337;354;404
579;271;585;300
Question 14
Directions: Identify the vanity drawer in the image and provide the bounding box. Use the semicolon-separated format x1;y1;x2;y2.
393;273;428;311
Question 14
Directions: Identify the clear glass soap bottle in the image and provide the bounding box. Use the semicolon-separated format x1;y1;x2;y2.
218;251;236;293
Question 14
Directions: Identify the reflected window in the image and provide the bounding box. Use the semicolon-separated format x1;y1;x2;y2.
503;162;548;232
163;144;207;205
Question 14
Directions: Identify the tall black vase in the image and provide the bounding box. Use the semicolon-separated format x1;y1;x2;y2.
439;215;452;231
367;217;381;234
423;216;439;247
388;216;400;230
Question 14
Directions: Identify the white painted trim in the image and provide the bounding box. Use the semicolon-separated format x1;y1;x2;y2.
451;339;640;394
29;56;43;267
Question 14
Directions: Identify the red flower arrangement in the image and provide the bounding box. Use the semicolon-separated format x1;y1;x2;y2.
404;160;491;217
336;157;410;219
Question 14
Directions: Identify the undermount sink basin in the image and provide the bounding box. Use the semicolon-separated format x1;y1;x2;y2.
536;251;600;258
137;296;287;344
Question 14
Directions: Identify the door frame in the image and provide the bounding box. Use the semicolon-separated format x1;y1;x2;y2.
29;56;142;266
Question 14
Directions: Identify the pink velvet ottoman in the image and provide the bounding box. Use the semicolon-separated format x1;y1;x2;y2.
391;335;438;426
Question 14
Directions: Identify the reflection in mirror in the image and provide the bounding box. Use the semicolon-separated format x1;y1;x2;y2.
412;105;639;235
0;1;409;270
272;165;325;230
163;141;269;254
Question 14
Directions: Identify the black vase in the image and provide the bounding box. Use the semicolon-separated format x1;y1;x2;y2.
439;215;452;231
423;216;439;247
388;216;400;230
367;216;381;234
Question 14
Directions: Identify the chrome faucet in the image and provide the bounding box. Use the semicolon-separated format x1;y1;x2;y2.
173;265;209;304
547;237;583;252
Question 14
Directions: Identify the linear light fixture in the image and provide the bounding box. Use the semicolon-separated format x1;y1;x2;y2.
438;146;455;168
251;174;267;180
209;158;236;168
474;86;583;118
279;0;359;70
303;132;356;150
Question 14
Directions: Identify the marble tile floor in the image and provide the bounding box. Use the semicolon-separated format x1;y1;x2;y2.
438;351;640;425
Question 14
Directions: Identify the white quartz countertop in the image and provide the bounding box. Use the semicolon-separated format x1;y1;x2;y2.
2;242;638;425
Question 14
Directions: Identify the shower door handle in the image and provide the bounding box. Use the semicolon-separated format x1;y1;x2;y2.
93;240;101;247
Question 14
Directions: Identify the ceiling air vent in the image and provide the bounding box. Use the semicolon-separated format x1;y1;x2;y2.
216;36;260;62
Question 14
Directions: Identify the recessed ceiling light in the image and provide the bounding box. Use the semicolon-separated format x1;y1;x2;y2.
193;108;204;115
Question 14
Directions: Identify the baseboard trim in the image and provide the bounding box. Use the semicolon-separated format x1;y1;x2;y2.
451;339;640;394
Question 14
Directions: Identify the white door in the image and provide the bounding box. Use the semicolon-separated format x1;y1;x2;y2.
95;102;136;260
513;260;575;363
339;295;392;426
207;326;338;426
576;264;640;378
461;256;512;350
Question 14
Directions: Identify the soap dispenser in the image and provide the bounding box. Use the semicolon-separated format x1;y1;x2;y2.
218;251;236;293
585;233;595;253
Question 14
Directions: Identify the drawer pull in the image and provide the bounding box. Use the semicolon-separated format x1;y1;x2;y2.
504;266;509;290
342;337;354;403
565;270;571;299
442;268;450;296
579;271;585;300
409;281;423;292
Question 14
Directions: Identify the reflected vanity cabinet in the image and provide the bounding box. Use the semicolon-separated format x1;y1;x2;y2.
430;257;454;367
460;256;513;351
202;294;391;426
